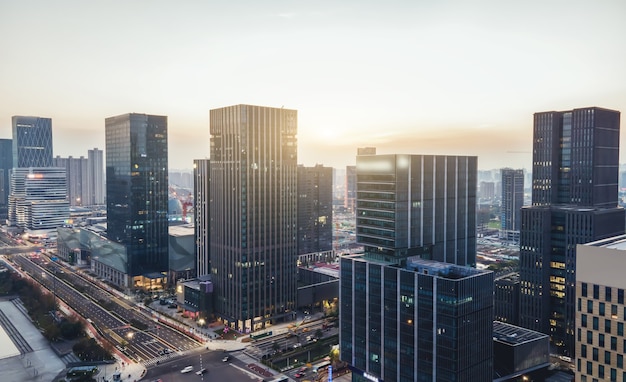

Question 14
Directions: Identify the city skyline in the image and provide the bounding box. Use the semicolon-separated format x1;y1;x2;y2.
2;1;626;170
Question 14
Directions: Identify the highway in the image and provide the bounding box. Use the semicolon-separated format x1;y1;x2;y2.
9;253;201;364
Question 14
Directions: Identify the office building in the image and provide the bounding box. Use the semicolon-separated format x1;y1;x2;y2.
576;235;626;381
356;154;477;266
357;147;376;156
0;139;12;220
297;164;333;255
480;181;495;200
344;165;356;213
8;167;69;230
493;321;550;380
194;159;210;277
519;107;625;356
209;104;297;331
340;256;494;381
12;116;53;168
500;168;524;242
54;156;88;206
105;113;169;290
87;148;105;205
494;273;520;325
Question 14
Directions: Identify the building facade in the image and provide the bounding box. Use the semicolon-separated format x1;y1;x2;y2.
576;236;626;381
494;273;520;325
87;148;105;205
8;167;69;230
340;256;494;381
194;159;210;278
297;164;333;255
105;113;169;290
54;156;88;206
356;154;477;266
0;139;12;221
12;116;53;168
209;104;298;331
500;168;524;241
519;107;625;356
344;165;356;213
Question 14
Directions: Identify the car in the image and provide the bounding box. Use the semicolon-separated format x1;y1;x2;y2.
181;366;193;373
295;372;305;378
298;367;307;372
196;368;207;375
222;355;230;362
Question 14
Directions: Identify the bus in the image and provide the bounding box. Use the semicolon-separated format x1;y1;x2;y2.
312;360;331;373
66;366;98;379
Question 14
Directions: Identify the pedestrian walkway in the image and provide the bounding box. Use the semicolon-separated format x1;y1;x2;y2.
94;358;146;382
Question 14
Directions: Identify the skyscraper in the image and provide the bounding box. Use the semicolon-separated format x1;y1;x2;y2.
500;168;524;241
0;139;12;221
519;107;625;356
12;116;53;167
297;164;333;255
340;256;494;381
8;167;69;230
87;148;105;205
356;154;477;266
54;155;88;206
209;104;297;331
105;113;169;289
344;165;356;213
194;158;210;278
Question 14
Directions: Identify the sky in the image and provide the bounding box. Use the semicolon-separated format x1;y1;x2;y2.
2;0;626;170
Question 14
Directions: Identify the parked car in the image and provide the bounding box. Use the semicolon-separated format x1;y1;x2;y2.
181;366;193;373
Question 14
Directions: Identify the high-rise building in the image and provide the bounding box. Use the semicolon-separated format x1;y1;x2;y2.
0;139;12;221
575;235;626;381
297;164;333;255
500;168;524;241
357;147;376;156
340;256;494;381
344;165;356;213
105;113;169;289
54;156;88;206
12;116;53;167
209;104;297;331
494;273;520;325
8;167;69;230
480;181;495;199
87;148;105;205
356;154;477;266
519;107;625;356
194;159;210;278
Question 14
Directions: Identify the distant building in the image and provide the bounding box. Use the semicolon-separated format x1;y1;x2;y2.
176;275;214;322
480;181;496;199
0;139;12;220
297;164;333;255
357;147;376;156
194;159;210;277
576;235;626;381
520;107;625;356
209;104;298;331
105;113;169;291
54;155;88;206
344;165;356;213
494;273;520;325
8;167;69;230
169;224;195;283
12;116;53;168
340;256;494;381
500;168;524;242
87;148;105;205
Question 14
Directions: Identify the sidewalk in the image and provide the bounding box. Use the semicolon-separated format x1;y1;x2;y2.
94;357;146;382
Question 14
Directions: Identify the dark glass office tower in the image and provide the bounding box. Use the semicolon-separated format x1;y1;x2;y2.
210;105;298;331
519;107;624;356
0;139;12;220
105;113;169;288
297;164;333;255
356;154;477;266
194;158;210;277
500;168;524;241
340;256;493;381
12;116;53;167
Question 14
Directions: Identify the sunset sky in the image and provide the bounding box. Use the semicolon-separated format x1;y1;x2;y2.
2;0;626;170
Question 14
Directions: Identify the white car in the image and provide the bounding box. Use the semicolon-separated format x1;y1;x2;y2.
181;366;193;373
196;368;207;375
222;356;230;362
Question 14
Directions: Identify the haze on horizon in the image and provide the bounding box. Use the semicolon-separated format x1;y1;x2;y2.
2;0;626;171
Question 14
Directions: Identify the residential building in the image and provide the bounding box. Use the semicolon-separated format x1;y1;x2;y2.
105;113;169;290
500;168;524;242
340;256;494;381
8;167;69;230
54;155;88;206
209;104;298;331
480;181;496;200
297;164;333;255
575;235;626;382
12;116;53;167
0;139;12;220
356;154;477;266
519;107;625;356
87;148;105;205
194;159;210;277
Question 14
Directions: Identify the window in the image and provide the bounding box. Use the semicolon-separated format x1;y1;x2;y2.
581;344;587;357
605;350;611;364
586;361;592;375
599;365;605;379
593;347;599;361
582;314;588;327
588;300;594;313
618;289;624;304
618;322;624;336
618;354;623;368
606;286;612;302
612;304;618;318
582;282;588;297
599;334;605;347
593;317;599;330
600;302;605;316
587;330;593;344
611;336;617;351
594;284;600;299
605;319;612;333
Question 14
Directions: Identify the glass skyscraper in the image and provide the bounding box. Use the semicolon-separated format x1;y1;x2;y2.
0;139;12;220
12;116;53;167
194;158;210;278
500;168;524;241
297;164;333;255
209;104;298;332
519;107;624;357
105;113;169;288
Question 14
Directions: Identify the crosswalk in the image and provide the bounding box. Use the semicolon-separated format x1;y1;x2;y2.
142;352;182;367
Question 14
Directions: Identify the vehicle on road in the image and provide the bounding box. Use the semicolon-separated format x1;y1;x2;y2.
196;368;207;375
295;372;305;378
181;366;193;373
222;355;230;362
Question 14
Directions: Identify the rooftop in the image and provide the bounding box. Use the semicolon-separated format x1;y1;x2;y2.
493;321;549;346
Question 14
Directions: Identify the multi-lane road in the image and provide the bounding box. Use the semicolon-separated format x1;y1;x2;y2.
9;252;201;364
